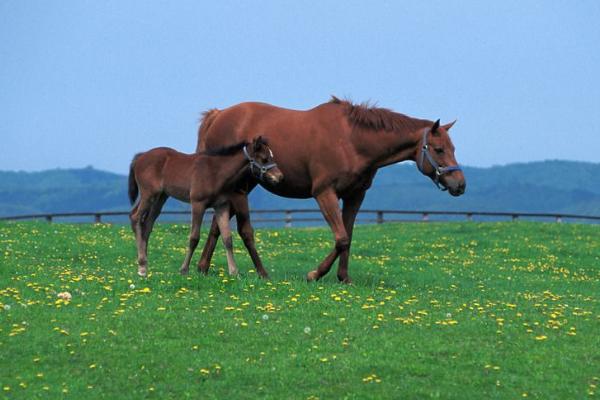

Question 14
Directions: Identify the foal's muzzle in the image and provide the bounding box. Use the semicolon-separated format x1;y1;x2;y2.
243;146;281;183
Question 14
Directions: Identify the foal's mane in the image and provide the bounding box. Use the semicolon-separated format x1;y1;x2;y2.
201;140;249;156
329;96;429;133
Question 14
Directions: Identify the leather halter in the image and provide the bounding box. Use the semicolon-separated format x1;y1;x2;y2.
243;146;278;181
417;127;462;191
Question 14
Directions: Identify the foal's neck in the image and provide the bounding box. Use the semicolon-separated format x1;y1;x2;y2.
197;149;248;183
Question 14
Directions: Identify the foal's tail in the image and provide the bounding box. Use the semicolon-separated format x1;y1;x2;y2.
128;153;142;205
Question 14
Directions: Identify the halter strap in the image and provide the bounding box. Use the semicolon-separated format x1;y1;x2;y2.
243;145;278;181
417;127;462;191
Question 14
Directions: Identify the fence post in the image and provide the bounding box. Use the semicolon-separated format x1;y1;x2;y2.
422;212;429;222
285;210;292;228
555;215;562;223
94;213;102;224
45;215;52;223
512;214;518;221
376;211;384;224
466;213;473;222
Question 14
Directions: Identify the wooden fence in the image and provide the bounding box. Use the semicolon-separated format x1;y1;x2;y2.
1;209;599;225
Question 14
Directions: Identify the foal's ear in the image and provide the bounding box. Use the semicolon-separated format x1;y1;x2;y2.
432;119;441;135
252;136;265;151
442;120;457;131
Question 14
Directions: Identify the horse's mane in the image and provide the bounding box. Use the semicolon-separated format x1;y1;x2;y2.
329;96;429;133
201;140;249;156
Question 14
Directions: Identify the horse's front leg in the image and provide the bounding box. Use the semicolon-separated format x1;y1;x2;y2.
180;201;206;275
336;190;367;284
307;188;349;282
214;203;239;276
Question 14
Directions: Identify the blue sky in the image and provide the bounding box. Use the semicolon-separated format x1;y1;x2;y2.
1;1;599;173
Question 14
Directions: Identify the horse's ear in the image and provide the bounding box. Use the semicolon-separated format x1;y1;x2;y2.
442;120;457;131
432;119;441;135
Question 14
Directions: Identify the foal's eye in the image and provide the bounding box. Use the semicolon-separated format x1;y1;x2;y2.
435;148;444;154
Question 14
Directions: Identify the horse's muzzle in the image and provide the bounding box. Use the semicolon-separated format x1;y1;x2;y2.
447;180;466;197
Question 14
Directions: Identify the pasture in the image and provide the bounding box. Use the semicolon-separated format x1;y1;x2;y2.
0;221;599;399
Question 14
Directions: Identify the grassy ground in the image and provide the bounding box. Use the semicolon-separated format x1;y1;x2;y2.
0;221;599;399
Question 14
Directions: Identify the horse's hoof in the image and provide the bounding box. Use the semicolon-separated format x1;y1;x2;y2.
339;276;352;285
306;270;319;282
180;267;189;276
138;270;147;277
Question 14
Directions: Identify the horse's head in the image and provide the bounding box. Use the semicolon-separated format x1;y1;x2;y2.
246;136;284;185
416;120;466;196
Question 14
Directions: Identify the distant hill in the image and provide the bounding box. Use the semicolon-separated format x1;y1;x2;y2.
1;161;600;218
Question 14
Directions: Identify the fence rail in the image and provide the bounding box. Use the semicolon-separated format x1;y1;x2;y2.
1;209;599;225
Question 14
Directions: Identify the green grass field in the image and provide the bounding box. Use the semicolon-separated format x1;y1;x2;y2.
0;221;599;399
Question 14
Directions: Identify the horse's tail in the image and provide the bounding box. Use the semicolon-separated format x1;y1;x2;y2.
128;153;142;205
196;108;220;152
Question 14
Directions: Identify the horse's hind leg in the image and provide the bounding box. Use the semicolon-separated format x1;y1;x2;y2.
197;216;220;274
232;194;269;278
215;203;239;276
180;201;206;275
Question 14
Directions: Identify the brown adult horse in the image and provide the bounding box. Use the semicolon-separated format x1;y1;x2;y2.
196;97;466;283
128;136;283;277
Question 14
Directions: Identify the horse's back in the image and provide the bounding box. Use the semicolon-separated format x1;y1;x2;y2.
199;100;345;148
198;100;352;198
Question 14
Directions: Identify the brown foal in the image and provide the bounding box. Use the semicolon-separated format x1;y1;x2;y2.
128;136;283;277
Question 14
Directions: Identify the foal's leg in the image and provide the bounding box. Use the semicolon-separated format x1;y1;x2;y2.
306;188;349;282
129;203;139;234
131;194;154;277
336;190;367;284
197;216;220;274
138;193;168;271
214;203;239;276
232;194;269;278
197;185;257;274
180;201;206;275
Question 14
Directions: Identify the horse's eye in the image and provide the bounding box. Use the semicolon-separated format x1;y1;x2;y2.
435;148;444;154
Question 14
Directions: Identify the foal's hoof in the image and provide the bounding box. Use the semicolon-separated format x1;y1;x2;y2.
179;267;189;276
306;270;320;282
197;262;209;274
338;276;353;285
137;268;147;278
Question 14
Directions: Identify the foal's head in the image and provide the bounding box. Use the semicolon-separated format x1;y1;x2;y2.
246;136;284;185
416;120;466;196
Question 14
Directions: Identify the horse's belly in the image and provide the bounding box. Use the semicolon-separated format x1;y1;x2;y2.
259;180;313;199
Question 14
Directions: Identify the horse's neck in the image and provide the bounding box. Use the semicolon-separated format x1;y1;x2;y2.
352;127;421;169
